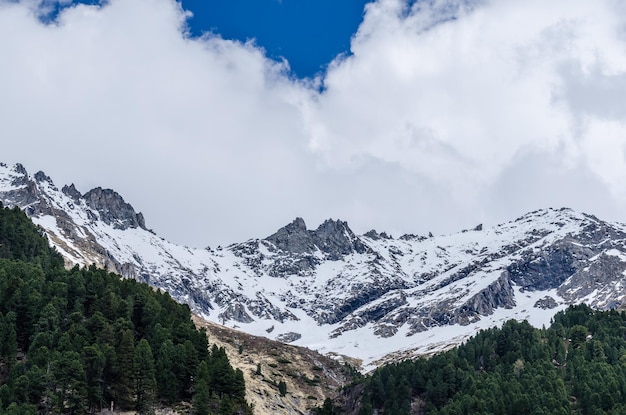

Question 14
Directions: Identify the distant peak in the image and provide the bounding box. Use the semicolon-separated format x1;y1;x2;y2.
265;217;369;259
290;217;307;231
61;184;82;202
316;218;350;232
34;171;53;184
83;187;146;230
364;229;392;240
13;163;27;175
312;219;369;259
265;217;314;253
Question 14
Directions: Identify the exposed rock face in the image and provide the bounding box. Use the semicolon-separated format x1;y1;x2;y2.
61;184;82;202
5;163;626;368
275;332;302;343
265;217;315;254
265;217;369;260
83;187;146;230
508;242;583;291
311;219;370;260
458;274;515;321
534;296;558;309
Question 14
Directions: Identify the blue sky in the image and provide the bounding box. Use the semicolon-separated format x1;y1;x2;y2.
56;0;369;78
3;0;626;247
181;0;369;78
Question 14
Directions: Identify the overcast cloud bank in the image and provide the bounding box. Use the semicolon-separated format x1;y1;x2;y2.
1;0;626;247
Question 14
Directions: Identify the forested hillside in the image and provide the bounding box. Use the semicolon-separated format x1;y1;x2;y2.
334;304;626;415
0;204;251;414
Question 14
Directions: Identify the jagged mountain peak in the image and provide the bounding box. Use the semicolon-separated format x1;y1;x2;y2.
12;162;27;175
265;216;368;259
314;217;351;234
3;162;31;188
4;162;626;370
289;216;307;231
0;163;147;232
61;183;82;201
265;217;315;254
312;218;369;259
83;187;146;230
33;170;54;185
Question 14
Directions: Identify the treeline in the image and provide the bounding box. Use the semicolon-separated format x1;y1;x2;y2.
0;204;251;414
341;304;626;415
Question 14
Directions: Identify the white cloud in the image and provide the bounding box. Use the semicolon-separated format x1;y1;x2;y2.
2;0;626;246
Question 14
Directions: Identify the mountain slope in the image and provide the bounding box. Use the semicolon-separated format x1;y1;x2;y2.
2;162;626;369
338;305;626;415
0;202;250;414
191;315;355;415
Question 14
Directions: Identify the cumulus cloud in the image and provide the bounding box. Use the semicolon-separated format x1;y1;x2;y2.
308;0;622;190
2;0;626;246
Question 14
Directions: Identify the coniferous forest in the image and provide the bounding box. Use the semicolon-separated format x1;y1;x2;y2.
0;204;251;414
337;304;626;415
8;200;626;415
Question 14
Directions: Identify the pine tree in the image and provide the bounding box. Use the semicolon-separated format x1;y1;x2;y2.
115;329;135;410
51;351;88;414
1;312;18;370
193;379;211;415
134;339;156;414
82;344;106;412
278;380;287;397
156;340;181;403
233;368;246;400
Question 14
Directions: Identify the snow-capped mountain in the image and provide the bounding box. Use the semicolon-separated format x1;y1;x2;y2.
2;162;626;369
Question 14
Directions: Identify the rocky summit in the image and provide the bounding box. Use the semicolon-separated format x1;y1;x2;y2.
2;162;626;369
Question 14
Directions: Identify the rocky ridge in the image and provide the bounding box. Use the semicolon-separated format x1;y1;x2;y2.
2;162;626;369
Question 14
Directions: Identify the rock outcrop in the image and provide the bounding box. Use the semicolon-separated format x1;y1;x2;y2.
83;187;146;230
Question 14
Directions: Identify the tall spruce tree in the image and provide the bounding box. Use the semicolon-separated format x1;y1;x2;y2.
193;379;211;415
115;329;135;410
134;339;156;414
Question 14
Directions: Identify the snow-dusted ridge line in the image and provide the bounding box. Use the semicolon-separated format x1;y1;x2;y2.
2;162;626;369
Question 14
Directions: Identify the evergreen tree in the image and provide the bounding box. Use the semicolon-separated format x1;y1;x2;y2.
82;344;106;412
156;339;181;404
1;311;18;369
115;329;135;410
134;339;156;414
193;379;211;415
50;351;88;414
278;380;287;397
233;368;246;400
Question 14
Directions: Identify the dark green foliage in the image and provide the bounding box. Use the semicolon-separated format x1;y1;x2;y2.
115;329;135;409
193;379;210;415
0;205;250;414
314;398;338;415
278;380;287;397
135;339;156;414
155;340;180;404
0;204;64;269
331;304;626;415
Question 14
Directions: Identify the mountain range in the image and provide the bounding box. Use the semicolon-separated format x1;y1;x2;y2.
1;162;626;370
